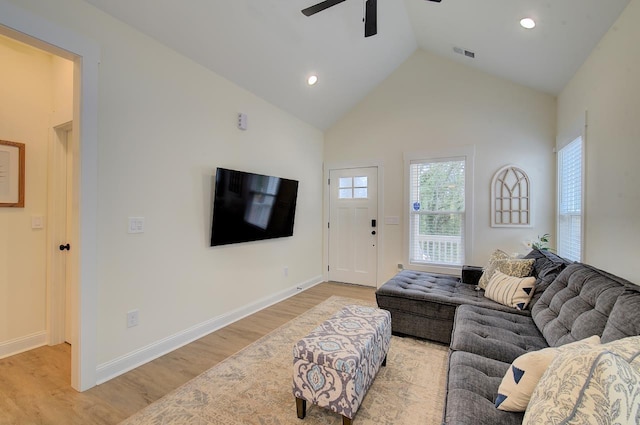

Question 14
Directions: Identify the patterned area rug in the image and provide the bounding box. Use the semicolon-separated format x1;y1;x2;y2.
119;296;449;425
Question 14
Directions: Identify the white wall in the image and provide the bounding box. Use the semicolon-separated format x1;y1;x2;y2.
0;36;52;349
5;0;324;376
557;0;640;284
325;49;557;282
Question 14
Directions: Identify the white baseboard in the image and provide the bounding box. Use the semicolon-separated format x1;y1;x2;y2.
0;331;47;360
95;275;323;385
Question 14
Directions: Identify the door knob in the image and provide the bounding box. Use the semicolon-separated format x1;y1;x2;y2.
59;243;70;251
371;231;376;235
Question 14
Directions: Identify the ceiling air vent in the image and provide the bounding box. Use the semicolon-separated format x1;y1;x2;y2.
453;46;475;59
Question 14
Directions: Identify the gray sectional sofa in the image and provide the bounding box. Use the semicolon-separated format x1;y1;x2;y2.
375;249;640;424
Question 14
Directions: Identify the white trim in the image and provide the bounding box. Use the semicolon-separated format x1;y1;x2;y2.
95;276;323;384
403;145;475;275
323;160;385;287
0;1;100;391
581;112;588;263
0;332;47;360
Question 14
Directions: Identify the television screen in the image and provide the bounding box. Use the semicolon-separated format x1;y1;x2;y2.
210;168;299;246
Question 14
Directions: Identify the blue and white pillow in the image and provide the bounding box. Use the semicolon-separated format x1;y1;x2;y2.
523;335;640;424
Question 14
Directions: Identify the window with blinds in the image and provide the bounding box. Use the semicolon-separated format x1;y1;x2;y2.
557;137;583;261
409;158;466;267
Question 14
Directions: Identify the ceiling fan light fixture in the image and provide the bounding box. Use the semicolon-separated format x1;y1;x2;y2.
307;75;318;86
520;18;536;29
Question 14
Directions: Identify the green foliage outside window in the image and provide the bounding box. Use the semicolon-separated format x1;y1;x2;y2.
416;161;465;237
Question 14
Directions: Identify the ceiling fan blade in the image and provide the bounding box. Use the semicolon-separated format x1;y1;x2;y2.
364;0;377;37
301;0;347;16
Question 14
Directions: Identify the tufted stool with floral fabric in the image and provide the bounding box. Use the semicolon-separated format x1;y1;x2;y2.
292;305;391;425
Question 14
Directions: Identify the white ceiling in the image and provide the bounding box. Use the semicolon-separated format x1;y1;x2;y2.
84;0;630;130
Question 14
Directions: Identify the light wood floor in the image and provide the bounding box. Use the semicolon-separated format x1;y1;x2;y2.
0;282;376;425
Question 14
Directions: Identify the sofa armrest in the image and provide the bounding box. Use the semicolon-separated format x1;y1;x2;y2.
462;265;484;285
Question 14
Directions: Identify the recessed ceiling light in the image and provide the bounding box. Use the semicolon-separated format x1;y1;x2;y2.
307;75;318;86
520;18;536;29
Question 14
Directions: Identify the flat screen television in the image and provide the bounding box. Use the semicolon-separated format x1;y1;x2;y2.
210;168;299;246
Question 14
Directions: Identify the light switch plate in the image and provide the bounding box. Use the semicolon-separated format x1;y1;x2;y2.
128;217;145;234
31;215;44;229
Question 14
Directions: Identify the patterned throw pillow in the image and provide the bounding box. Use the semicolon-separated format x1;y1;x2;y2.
485;271;536;310
523;336;640;424
478;250;534;290
477;249;510;289
495;335;600;412
599;336;640;367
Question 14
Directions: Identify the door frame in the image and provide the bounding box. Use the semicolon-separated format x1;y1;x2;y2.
323;160;384;288
0;1;100;391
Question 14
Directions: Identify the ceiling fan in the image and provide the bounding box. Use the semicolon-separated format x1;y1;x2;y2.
301;0;442;38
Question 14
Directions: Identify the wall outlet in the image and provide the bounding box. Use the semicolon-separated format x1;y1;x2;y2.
397;263;404;270
238;112;248;130
284;266;289;277
126;309;139;328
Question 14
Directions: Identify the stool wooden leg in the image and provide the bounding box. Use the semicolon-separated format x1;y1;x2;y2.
342;415;352;425
296;397;306;419
382;354;387;367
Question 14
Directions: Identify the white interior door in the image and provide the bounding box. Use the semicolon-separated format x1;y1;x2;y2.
64;128;73;343
48;123;72;345
328;167;378;286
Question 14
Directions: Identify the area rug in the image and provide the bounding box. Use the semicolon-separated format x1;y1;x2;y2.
120;296;449;425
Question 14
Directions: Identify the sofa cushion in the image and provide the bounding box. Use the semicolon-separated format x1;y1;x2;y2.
523;336;640;425
522;248;572;310
494;335;600;412
484;271;536;311
375;270;529;343
531;263;629;347
601;285;640;343
450;305;548;364
444;351;524;425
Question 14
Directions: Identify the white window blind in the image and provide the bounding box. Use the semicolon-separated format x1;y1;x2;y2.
557;137;583;261
409;158;465;267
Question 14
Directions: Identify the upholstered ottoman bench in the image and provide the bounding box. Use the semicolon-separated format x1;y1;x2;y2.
292;305;391;425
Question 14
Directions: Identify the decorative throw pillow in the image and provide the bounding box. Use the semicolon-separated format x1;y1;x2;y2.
523;336;640;424
598;335;640;370
477;249;510;289
485;271;536;310
495;335;600;412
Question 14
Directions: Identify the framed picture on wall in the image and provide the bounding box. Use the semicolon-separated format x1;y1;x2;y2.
0;140;25;207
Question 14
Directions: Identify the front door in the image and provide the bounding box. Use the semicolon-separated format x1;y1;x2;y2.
328;167;378;287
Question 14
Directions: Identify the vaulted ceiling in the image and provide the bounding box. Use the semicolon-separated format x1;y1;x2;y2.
84;0;630;130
